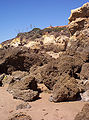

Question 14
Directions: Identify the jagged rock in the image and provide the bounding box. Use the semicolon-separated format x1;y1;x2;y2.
51;74;82;102
69;2;89;23
9;112;32;120
74;103;89;120
80;63;89;80
16;103;31;110
13;89;39;102
7;75;37;92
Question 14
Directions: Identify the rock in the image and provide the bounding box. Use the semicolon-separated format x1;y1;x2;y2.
9;112;32;120
13;89;39;102
80;90;89;102
80;63;89;80
51;74;82;102
16;103;31;110
7;75;37;92
74;103;89;120
68;2;89;23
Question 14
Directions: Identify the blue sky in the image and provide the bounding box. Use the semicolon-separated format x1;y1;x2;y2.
0;0;88;43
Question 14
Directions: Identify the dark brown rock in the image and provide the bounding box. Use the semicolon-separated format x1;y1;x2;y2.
52;74;82;102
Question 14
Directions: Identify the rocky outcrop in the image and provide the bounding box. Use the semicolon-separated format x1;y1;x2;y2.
74;103;89;120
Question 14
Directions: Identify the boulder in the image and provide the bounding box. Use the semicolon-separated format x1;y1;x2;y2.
9;112;32;120
13;89;39;102
74;103;89;120
51;74;82;102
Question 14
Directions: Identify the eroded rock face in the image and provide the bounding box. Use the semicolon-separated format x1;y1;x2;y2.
74;103;89;120
51;74;82;102
0;47;52;74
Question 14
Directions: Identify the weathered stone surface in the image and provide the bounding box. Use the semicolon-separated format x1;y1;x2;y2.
9;112;32;120
74;103;89;120
51;75;82;102
7;75;37;92
13;89;39;102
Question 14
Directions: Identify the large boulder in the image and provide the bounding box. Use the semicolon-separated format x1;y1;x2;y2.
51;74;82;102
74;103;89;120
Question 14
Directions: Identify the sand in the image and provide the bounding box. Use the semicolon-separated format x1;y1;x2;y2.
0;84;87;120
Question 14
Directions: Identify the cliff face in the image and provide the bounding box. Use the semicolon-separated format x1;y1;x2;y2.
0;3;89;103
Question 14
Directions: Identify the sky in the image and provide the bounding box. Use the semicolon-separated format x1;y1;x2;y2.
0;0;88;43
